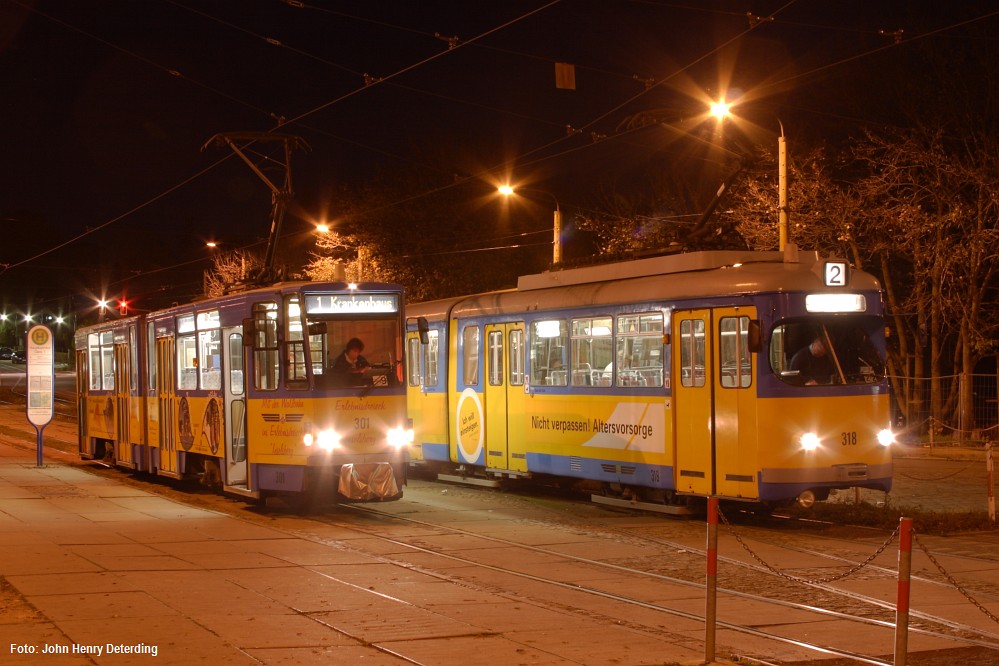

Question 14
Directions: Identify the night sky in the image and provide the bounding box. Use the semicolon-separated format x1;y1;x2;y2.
1;0;995;318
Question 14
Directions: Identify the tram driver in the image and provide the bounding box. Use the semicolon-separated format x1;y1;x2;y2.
330;337;372;385
789;335;834;386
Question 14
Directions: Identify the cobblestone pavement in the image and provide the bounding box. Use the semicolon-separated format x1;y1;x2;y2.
829;445;998;515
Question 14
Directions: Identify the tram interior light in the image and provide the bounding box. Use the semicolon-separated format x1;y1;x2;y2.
877;429;895;447
799;432;821;451
536;320;562;338
805;293;866;313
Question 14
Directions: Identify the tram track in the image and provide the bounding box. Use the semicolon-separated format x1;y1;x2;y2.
606;518;999;645
289;492;999;664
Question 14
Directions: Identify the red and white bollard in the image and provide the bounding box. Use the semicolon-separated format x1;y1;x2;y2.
705;497;718;664
894;517;913;666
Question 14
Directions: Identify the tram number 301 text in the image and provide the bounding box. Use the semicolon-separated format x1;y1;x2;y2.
841;432;858;446
355;417;370;430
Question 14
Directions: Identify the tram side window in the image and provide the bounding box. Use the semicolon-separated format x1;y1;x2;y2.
176;315;198;391
571;316;611;386
252;302;279;391
88;331;115;390
284;296;308;388
129;325;138;392
146;322;156;392
228;333;244;395
719;316;751;388
509;329;524;386
423;329;439;387
529;319;567;386
616;313;664;387
679;319;706;387
488;330;503;386
407;337;421;386
462;326;479;386
197;310;221;390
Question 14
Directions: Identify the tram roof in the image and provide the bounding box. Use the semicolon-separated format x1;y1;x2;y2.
517;249;788;291
408;246;883;320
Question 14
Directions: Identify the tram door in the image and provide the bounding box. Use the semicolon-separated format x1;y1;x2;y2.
483;322;527;472
155;337;178;475
672;307;759;500
113;342;133;467
75;350;89;456
223;327;248;487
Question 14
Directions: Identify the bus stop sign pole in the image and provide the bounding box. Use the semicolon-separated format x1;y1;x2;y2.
25;325;55;467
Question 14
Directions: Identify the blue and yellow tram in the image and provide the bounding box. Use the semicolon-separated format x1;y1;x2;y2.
76;281;413;504
405;249;893;508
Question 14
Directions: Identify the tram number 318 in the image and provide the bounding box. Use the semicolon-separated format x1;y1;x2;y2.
841;432;858;446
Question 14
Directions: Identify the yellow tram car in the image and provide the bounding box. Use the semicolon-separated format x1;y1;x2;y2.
76;281;413;505
405;249;893;508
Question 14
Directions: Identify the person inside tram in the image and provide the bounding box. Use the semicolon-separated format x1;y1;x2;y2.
789;335;835;385
330;337;372;385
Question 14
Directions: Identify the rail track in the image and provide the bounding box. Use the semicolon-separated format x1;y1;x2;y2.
276;483;999;665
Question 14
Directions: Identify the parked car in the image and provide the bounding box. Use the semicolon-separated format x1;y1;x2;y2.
0;347;12;360
10;350;26;364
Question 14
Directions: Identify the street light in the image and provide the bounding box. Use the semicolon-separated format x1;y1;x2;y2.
498;185;563;266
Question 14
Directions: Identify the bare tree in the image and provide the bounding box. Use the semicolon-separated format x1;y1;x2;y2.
203;249;263;298
849;125;999;434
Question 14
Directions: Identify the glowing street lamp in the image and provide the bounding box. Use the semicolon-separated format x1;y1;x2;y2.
498;185;563;266
709;100;731;120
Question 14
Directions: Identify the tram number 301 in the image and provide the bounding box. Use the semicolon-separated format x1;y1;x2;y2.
842;432;858;446
355;417;370;430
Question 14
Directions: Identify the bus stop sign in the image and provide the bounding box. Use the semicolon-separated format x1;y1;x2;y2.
26;325;54;465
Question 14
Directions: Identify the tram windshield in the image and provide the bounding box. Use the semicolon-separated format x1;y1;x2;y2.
286;292;402;388
770;317;885;386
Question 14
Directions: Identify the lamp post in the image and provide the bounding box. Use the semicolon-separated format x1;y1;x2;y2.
498;185;563;266
777;120;788;252
710;100;789;251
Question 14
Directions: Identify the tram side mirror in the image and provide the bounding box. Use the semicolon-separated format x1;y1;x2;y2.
242;318;255;346
748;320;762;353
417;316;430;345
308;322;327;336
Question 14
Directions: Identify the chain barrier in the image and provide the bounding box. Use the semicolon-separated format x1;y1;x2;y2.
894;460;980;483
913;532;999;626
717;505;900;584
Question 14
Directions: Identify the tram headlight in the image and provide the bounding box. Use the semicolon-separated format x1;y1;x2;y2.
877;429;895;447
387;426;414;449
799;432;821;452
304;429;340;452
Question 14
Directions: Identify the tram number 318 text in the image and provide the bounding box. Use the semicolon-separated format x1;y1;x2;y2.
841;432;858;446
